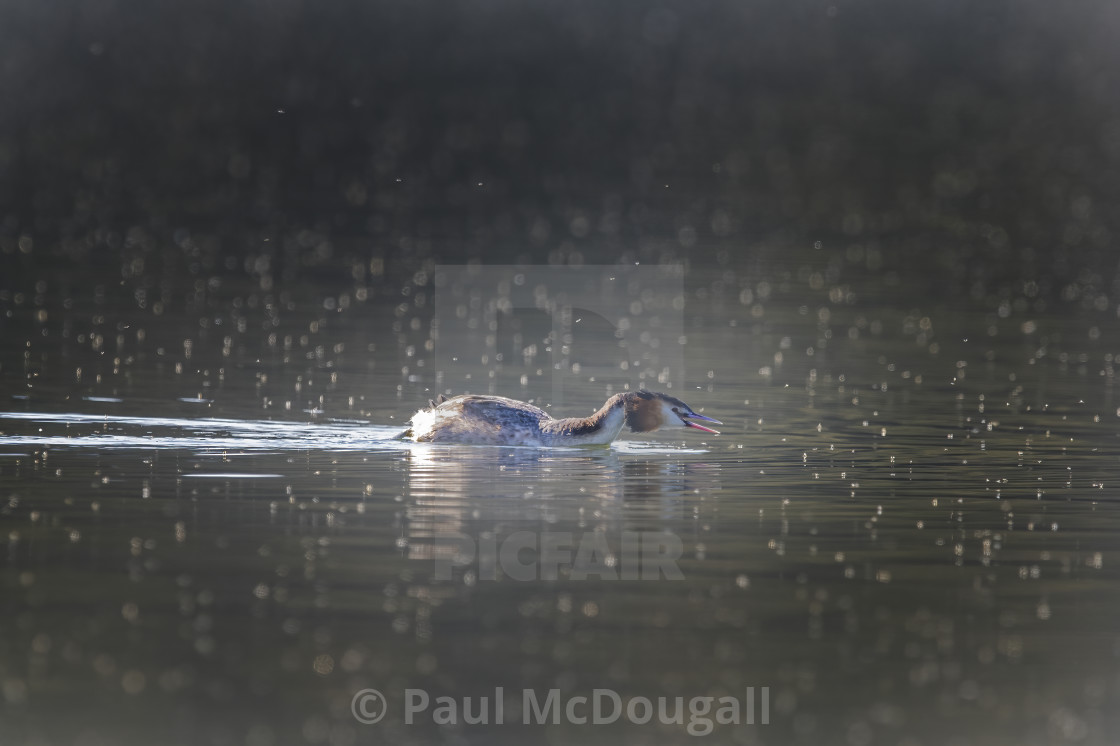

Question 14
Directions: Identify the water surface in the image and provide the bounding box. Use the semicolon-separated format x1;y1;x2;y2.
2;268;1119;746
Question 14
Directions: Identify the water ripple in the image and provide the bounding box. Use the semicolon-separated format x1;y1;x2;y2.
0;411;406;453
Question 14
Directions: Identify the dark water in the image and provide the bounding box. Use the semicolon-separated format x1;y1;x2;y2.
2;264;1119;746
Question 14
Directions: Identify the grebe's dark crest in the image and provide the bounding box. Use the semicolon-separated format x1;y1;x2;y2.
401;390;721;447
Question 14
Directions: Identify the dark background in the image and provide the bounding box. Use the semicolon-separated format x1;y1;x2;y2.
2;0;1119;305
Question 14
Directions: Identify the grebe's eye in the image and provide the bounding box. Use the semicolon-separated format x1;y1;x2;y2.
671;407;679;413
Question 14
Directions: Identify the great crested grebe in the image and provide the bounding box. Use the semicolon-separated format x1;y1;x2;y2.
401;390;721;446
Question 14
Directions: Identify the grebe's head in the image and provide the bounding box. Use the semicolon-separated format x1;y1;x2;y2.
625;390;722;435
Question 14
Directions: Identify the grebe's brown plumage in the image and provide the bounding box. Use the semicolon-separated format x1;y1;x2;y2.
401;390;721;446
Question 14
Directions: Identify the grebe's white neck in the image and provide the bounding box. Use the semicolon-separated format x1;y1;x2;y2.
538;394;629;445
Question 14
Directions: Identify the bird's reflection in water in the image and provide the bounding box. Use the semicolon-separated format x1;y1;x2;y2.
401;445;722;579
618;459;723;522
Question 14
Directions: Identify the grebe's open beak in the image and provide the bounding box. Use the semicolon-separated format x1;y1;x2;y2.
682;412;722;435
